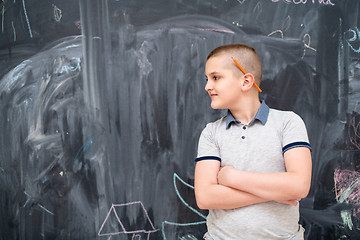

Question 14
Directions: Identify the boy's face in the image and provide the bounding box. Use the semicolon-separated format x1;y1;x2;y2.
205;53;243;110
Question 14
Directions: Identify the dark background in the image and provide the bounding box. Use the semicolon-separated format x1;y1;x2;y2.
1;0;360;239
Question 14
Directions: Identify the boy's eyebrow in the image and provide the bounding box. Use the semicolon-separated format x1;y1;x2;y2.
206;71;222;76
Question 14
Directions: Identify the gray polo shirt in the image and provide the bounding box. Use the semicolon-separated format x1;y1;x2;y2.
195;101;311;240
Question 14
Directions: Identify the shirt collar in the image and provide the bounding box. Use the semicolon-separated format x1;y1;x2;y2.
226;101;269;129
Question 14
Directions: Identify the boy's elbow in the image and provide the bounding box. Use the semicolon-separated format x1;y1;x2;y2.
294;180;311;199
195;188;212;210
195;193;208;210
299;183;311;199
196;200;208;210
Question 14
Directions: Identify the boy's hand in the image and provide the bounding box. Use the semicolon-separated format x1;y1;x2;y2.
217;165;235;186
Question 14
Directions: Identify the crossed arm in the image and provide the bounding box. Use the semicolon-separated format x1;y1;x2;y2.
194;147;312;210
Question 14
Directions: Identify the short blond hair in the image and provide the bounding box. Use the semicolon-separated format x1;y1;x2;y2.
207;43;262;85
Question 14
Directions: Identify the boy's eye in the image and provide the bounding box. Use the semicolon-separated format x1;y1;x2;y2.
205;75;220;81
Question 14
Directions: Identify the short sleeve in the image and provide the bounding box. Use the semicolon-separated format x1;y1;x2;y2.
195;123;221;163
282;112;312;154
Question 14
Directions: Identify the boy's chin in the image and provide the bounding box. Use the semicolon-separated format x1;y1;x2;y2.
210;103;225;109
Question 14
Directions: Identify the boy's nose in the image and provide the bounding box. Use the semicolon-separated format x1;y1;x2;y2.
205;81;212;92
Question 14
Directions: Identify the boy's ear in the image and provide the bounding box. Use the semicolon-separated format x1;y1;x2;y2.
241;73;256;92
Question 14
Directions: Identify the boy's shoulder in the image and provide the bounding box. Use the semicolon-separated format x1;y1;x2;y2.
201;116;227;134
268;108;307;131
205;116;227;128
268;107;302;121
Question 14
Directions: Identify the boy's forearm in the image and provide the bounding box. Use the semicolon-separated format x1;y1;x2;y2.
195;183;267;210
218;167;309;201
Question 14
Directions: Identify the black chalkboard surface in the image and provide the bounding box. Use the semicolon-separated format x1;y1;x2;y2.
1;0;360;239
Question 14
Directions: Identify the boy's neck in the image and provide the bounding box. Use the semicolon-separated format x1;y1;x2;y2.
229;98;261;125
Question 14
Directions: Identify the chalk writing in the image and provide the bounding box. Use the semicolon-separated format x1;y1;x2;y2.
268;30;317;58
302;33;316;58
161;173;206;240
303;34;316;52
345;27;360;54
53;4;62;22
268;30;284;38
98;201;159;239
271;0;335;5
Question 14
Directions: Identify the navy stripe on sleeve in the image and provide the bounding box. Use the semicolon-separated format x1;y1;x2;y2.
195;156;221;163
282;142;312;154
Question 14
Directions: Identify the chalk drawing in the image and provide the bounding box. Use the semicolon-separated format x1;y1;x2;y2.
302;33;316;58
199;28;235;34
303;34;316;52
349;114;360;149
22;0;32;38
135;41;154;78
133;234;141;240
173;173;206;220
282;15;291;33
334;168;360;230
236;0;246;4
74;139;93;160
267;16;290;38
72;138;93;172
253;2;262;18
271;0;335;5
53;57;81;75
231;21;243;28
74;20;81;29
340;210;354;230
23;191;55;216
98;201;159;239
161;173;206;240
11;20;16;41
53;4;62;22
178;234;198;240
345;27;360;54
267;30;284;38
1;1;4;33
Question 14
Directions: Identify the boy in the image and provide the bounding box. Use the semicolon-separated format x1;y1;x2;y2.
194;43;312;240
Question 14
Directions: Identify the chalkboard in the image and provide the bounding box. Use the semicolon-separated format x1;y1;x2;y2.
1;0;360;239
